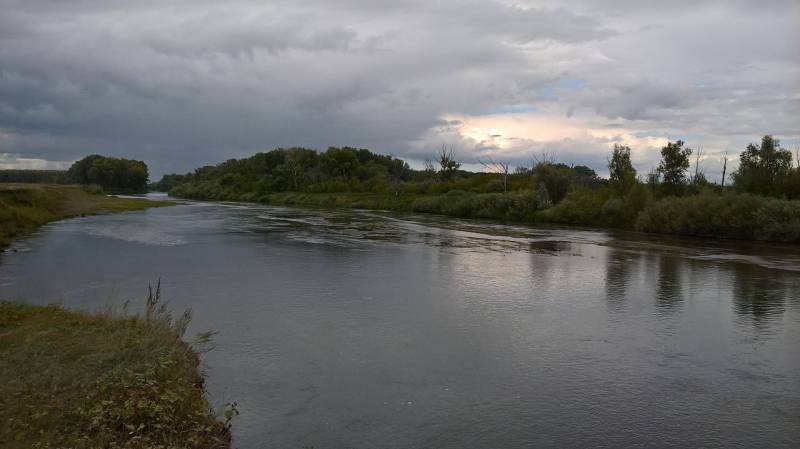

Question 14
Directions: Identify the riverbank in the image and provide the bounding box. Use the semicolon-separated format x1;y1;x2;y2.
0;184;167;251
0;296;230;448
170;189;800;243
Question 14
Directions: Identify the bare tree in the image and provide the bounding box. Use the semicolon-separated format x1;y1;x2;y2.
423;158;436;177
531;150;554;168
721;150;728;188
795;146;800;169
478;156;510;193
693;144;703;183
437;144;461;181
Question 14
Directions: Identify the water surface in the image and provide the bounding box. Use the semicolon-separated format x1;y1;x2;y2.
2;199;799;448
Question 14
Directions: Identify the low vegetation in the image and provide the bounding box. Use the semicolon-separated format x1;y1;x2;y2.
635;192;800;241
156;135;800;242
0;184;165;251
411;190;540;221
0;284;231;449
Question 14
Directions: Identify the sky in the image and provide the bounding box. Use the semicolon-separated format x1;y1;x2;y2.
1;0;798;180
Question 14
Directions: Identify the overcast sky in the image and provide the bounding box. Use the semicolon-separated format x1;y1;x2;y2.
1;0;798;179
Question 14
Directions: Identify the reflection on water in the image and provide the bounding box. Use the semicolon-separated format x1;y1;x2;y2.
732;264;792;324
604;248;633;309
1;201;799;448
656;256;684;313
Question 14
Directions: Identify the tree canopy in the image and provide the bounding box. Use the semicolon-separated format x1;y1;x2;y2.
68;155;149;192
608;144;636;196
657;140;692;195
732;135;793;197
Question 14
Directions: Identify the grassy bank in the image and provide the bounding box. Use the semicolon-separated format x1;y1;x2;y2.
0;289;230;448
0;184;166;251
173;188;800;243
262;191;420;211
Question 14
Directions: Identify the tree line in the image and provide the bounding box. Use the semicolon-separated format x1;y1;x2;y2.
605;135;800;199
160;136;799;242
0;155;150;193
160;135;799;200
0;170;70;184
157;145;607;199
68;155;149;192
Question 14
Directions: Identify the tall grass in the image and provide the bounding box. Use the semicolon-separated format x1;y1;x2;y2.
0;281;231;449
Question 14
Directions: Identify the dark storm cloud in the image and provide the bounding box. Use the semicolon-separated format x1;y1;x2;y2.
0;0;797;177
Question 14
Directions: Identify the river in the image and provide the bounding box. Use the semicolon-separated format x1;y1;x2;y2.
2;197;799;448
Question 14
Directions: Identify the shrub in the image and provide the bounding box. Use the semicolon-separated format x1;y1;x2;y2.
635;193;800;242
539;188;609;226
411;191;539;221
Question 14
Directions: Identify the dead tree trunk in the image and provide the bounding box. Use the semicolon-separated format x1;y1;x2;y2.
721;152;728;188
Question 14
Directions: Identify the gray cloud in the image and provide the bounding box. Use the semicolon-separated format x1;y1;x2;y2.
0;0;797;178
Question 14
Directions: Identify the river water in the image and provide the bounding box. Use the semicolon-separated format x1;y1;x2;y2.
2;197;799;448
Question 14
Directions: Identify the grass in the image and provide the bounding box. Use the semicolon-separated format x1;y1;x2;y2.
0;184;167;251
0;284;231;449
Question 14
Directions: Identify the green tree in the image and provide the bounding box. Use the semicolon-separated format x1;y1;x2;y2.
657;140;692;195
732;135;793;197
608;144;637;196
320;147;359;180
68;155;149;192
279;148;318;190
532;162;572;204
570;165;602;189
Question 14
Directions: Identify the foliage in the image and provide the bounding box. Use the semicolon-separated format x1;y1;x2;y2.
657;140;692;195
538;187;609;226
411;190;540;221
263;191;419;211
532;163;571;203
785;167;800;200
635;192;800;241
69;155;150;193
732;135;794;197
536;184;652;229
528;162;602;204
150;173;190;192
164;147;414;197
0;285;230;449
608;144;636;196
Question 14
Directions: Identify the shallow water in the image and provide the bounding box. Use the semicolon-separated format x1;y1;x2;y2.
2;199;799;448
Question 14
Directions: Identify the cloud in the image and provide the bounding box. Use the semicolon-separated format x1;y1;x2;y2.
0;151;69;170
0;0;797;180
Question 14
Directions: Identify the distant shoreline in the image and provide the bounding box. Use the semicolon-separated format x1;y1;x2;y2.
163;189;800;244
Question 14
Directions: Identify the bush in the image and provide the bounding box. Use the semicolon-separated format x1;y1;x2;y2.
635;193;800;242
411;191;539;221
538;188;609;226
